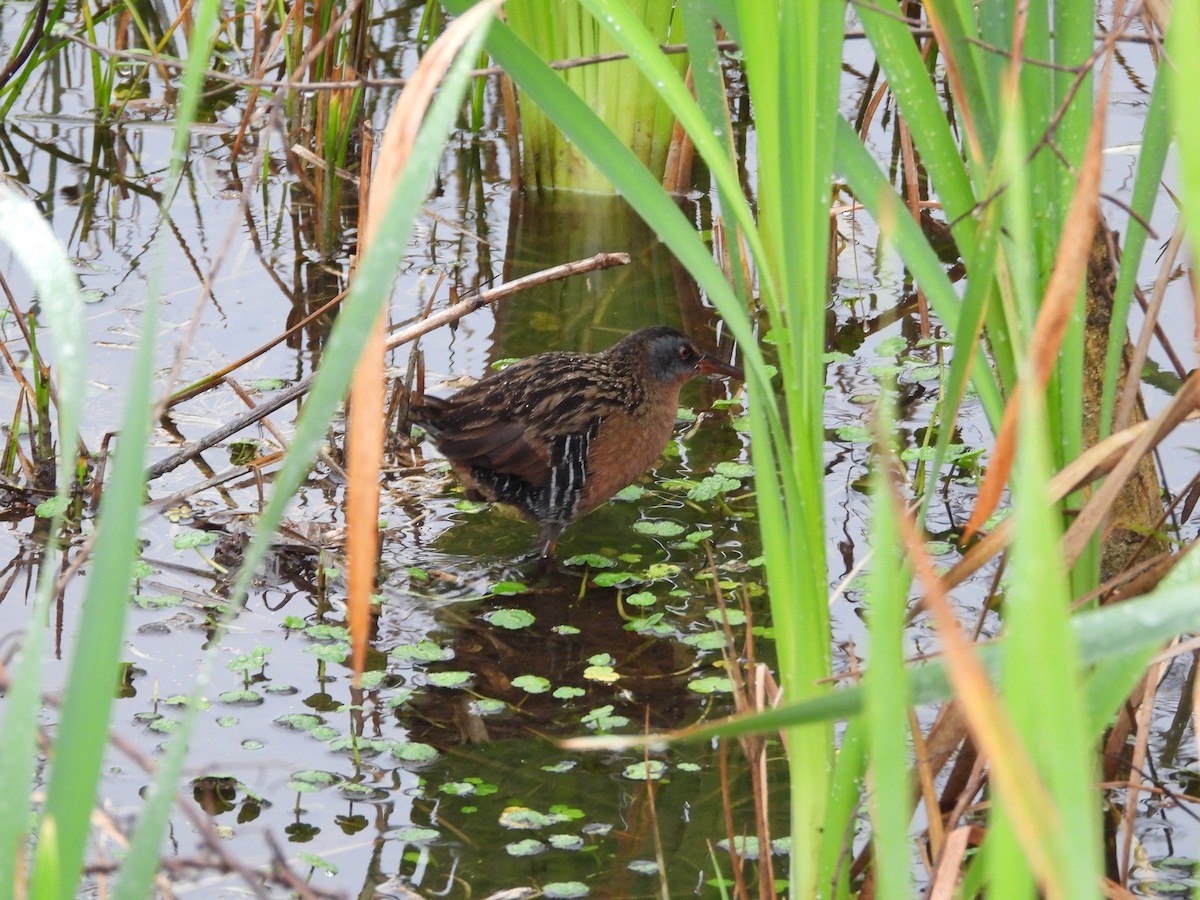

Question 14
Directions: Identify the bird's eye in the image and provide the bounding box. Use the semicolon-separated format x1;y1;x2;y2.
679;345;696;362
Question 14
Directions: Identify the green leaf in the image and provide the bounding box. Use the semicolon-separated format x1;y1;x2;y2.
482;608;535;629
632;520;686;537
391;640;453;661
35;496;69;519
427;671;472;689
489;580;528;596
512;675;551;694
390;742;439;763
688;676;732;695
622;760;666;781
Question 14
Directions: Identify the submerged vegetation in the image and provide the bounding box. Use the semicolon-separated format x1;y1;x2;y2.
0;0;1196;897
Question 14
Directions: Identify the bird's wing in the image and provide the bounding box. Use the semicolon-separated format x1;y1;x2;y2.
416;354;630;487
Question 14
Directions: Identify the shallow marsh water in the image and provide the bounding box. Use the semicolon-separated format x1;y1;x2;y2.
0;4;1198;897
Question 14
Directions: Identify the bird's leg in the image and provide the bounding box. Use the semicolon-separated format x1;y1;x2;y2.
537;523;562;561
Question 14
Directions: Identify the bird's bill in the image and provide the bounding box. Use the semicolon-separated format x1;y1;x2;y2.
698;354;744;381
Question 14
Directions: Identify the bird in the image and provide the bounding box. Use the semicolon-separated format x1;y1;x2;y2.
412;326;743;559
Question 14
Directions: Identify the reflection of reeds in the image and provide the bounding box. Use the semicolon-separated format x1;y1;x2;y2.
504;0;687;192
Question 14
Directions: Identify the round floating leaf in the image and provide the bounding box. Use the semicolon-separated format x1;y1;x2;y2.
622;760;667;781
562;553;615;568
687;476;740;502
288;770;338;793
542;760;577;774
283;615;306;629
676;762;701;772
505;839;546;857
625;592;656;607
628;860;660;875
552;624;581;635
552;686;585;700
549;834;584;851
391;742;439;763
588;653;614;666
688;676;733;694
612;485;646;502
247;377;286;392
549;804;584;820
296;852;337;875
464;777;498;796
632;520;686;538
305;643;350;663
310;726;341;741
583;666;618;684
706;608;746;626
453;499;488;513
682;632;727;651
427;670;472;689
489;580;528;596
359;670;386;689
482;608;535;630
241;739;263;751
439;782;476;796
714;461;754;479
305;623;350;642
836;425;873;443
173;531;217;550
592;572;639;588
275;714;322;732
499;807;555;829
642;563;680;580
217;690;262;705
470;698;506;715
391;640;453;661
581;706;630;731
512;674;551;694
288;782;326;796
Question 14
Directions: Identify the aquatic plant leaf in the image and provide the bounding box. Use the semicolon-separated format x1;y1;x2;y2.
512;675;551;694
482;608;535;629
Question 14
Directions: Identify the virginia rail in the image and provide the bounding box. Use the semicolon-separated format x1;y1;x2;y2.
414;326;743;558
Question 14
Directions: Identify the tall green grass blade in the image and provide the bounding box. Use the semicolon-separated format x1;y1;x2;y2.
862;392;913;900
999;368;1101;896
114;12;499;894
726;1;844;890
33;3;221;896
1100;67;1170;436
817;719;866;899
0;186;88;898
